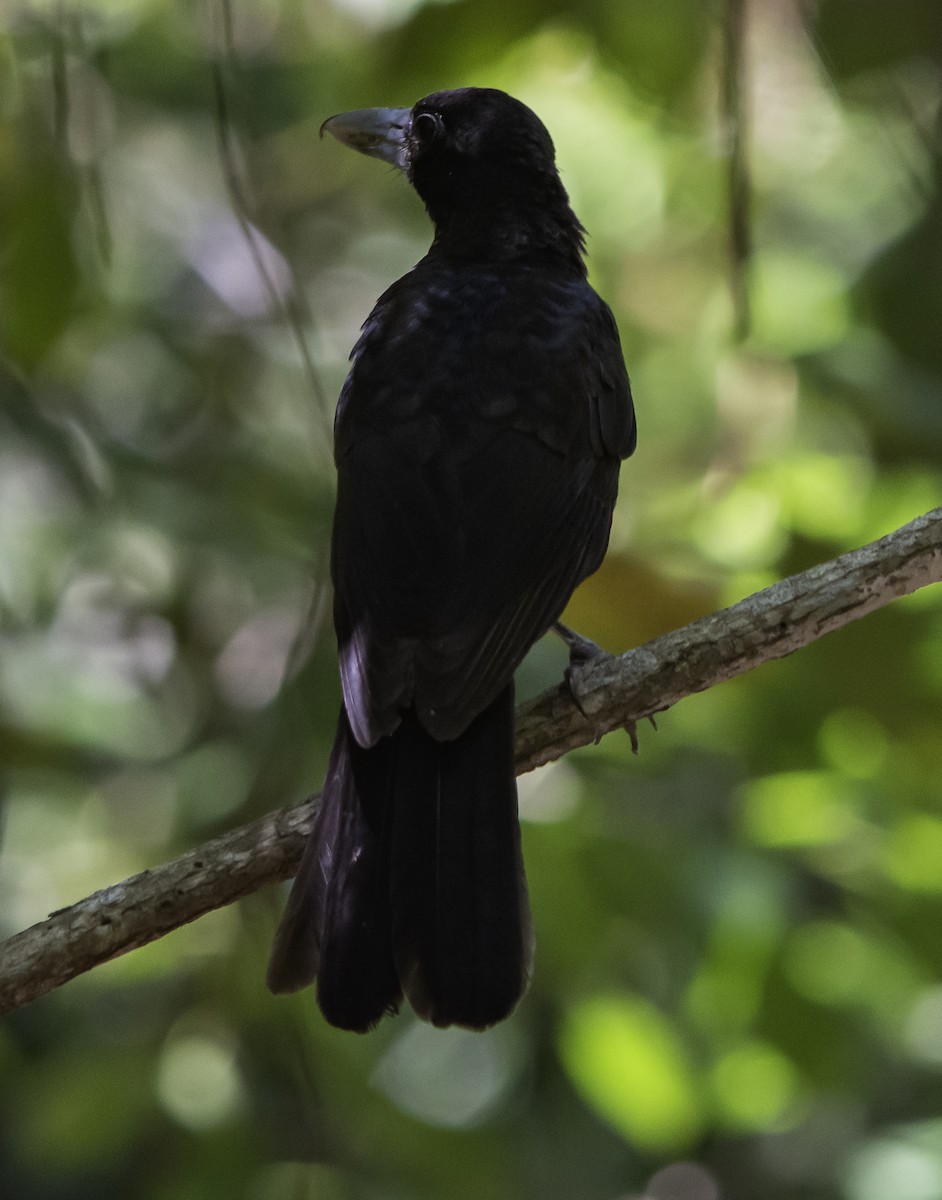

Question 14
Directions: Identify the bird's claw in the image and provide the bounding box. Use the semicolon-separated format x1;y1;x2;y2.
624;714;658;755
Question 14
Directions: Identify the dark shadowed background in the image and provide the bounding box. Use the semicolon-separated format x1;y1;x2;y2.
1;2;942;1198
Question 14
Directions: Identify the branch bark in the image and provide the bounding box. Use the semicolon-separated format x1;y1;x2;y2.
2;508;940;1015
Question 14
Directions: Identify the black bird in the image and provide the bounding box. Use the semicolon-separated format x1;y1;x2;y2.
267;87;635;1031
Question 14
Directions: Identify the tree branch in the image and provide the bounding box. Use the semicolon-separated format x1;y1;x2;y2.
2;508;940;1015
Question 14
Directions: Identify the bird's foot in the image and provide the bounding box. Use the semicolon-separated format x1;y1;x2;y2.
552;622;609;742
552;623;658;755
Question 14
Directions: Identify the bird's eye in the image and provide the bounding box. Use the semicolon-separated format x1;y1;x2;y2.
412;112;444;146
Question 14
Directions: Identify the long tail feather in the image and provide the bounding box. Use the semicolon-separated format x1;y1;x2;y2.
266;709;402;1032
391;685;532;1029
267;687;531;1031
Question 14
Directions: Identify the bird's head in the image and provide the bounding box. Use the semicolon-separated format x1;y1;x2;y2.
321;87;585;268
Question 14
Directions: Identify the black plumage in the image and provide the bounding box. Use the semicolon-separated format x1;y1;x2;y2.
267;87;635;1031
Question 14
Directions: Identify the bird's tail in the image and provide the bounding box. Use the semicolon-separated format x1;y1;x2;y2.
392;684;533;1028
266;685;532;1032
265;709;403;1030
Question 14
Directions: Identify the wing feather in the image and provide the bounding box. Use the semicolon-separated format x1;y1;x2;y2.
332;259;634;744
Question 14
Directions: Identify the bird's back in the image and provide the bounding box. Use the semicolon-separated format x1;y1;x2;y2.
332;255;633;744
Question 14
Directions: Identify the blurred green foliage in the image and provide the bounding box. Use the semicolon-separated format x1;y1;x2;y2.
1;1;941;1198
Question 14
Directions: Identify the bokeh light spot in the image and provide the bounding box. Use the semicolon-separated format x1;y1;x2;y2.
558;995;702;1152
372;1021;521;1128
156;1033;244;1131
884;816;942;893
711;1041;800;1130
740;771;858;847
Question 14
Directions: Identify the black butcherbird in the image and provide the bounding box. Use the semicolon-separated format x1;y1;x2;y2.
267;88;635;1031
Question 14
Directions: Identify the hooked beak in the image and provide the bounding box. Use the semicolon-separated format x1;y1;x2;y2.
320;107;412;171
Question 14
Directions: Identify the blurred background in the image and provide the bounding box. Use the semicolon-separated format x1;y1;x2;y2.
1;1;942;1197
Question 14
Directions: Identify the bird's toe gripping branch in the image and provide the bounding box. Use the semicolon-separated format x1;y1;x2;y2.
552;621;609;744
551;622;658;755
